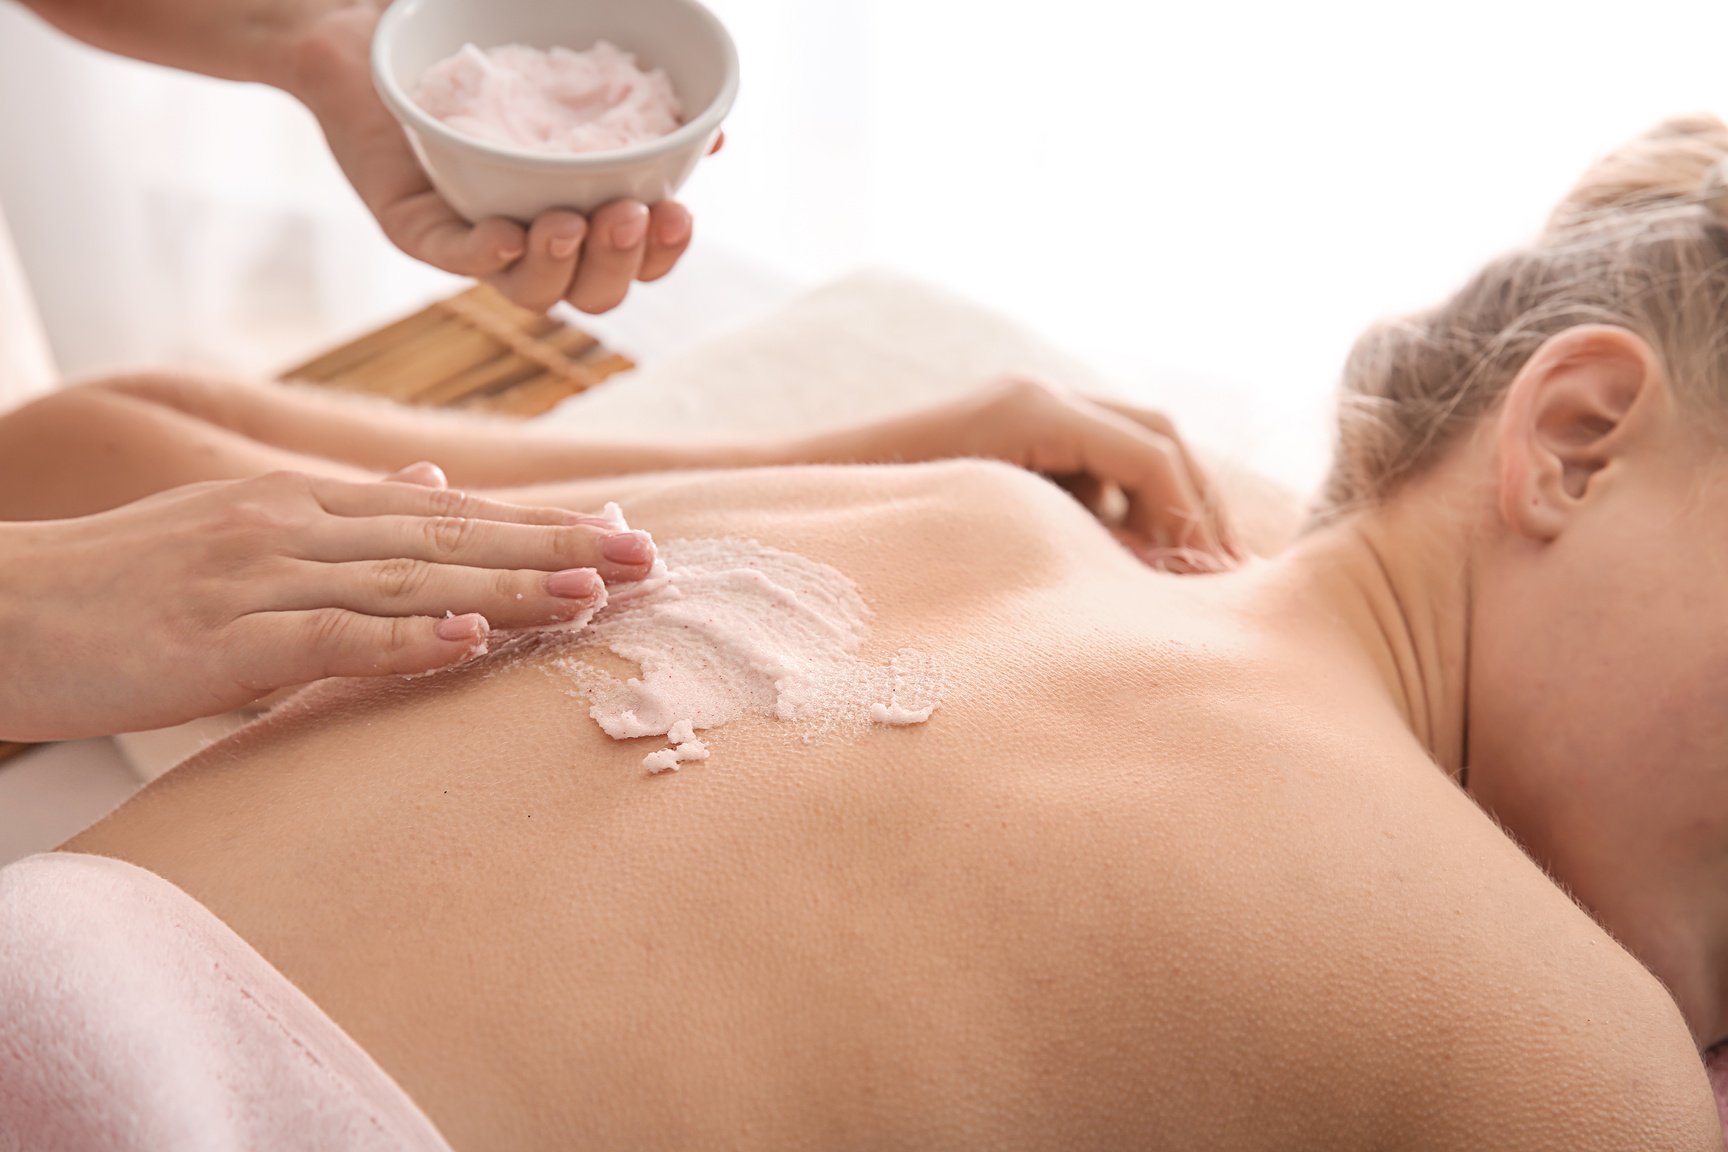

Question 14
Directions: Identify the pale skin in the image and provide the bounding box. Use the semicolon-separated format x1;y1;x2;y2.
0;465;652;742
0;374;1231;739
10;339;1728;1146
15;0;720;313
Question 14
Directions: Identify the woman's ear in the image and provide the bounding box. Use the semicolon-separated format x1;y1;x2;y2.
1496;325;1665;541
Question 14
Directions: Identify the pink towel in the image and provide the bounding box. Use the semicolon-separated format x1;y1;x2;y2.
0;851;452;1152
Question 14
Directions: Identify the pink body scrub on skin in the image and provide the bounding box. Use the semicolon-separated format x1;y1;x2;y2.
411;41;683;155
542;505;945;774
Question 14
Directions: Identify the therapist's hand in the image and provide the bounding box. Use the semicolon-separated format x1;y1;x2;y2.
0;466;652;743
283;4;716;314
807;378;1242;570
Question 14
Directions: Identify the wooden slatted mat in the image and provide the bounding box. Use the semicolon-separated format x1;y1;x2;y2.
280;283;634;416
0;286;633;766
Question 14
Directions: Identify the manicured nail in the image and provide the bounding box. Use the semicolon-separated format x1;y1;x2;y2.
435;612;489;642
390;461;447;488
549;230;584;259
656;212;690;246
600;530;655;565
545;567;604;600
610;212;649;249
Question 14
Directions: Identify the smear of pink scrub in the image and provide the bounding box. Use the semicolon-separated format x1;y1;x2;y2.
412;41;683;154
545;506;945;774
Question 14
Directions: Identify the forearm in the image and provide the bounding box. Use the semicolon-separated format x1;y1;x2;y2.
16;0;359;89
87;372;792;487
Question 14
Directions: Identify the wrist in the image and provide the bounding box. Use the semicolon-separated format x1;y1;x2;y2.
754;427;876;468
713;438;795;470
269;0;379;105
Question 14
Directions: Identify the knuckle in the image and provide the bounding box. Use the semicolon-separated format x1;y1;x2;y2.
374;557;430;599
255;470;316;499
494;567;527;601
382;615;448;676
211;498;277;538
547;526;589;567
212;488;302;540
384;615;418;655
423;514;477;556
307;607;355;654
423;486;467;517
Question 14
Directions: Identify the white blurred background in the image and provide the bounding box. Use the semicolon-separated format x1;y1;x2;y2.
2;0;1727;492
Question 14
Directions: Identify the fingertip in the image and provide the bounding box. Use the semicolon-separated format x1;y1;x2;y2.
611;207;650;251
473;216;529;268
540;210;588;260
564;201;651;313
434;611;490;643
385;613;491;678
485;211;591;312
386;461;449;489
650;201;692;248
637;202;692;282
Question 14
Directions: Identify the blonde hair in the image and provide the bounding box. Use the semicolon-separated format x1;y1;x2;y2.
1320;114;1728;517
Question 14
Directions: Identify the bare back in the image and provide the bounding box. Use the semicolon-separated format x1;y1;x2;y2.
68;460;1717;1150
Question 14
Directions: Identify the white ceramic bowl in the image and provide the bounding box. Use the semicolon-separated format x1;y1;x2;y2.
372;0;738;223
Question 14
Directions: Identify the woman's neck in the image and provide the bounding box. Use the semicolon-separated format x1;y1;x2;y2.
1234;488;1478;782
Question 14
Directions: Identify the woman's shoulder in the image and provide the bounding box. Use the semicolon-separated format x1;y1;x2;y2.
1065;669;1721;1149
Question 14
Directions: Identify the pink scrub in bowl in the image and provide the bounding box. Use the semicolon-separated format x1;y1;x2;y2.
372;0;737;222
412;41;683;156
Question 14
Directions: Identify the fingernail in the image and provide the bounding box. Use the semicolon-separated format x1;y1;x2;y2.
568;513;625;528
600;530;655;566
545;567;603;600
498;245;526;262
610;212;649;249
656;212;690;246
549;230;583;259
436;612;489;642
389;461;447;488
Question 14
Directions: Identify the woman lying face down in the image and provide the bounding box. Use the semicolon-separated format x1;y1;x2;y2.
15;116;1728;1150
1316;112;1728;1063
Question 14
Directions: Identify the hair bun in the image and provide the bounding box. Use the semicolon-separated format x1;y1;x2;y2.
1544;112;1728;238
